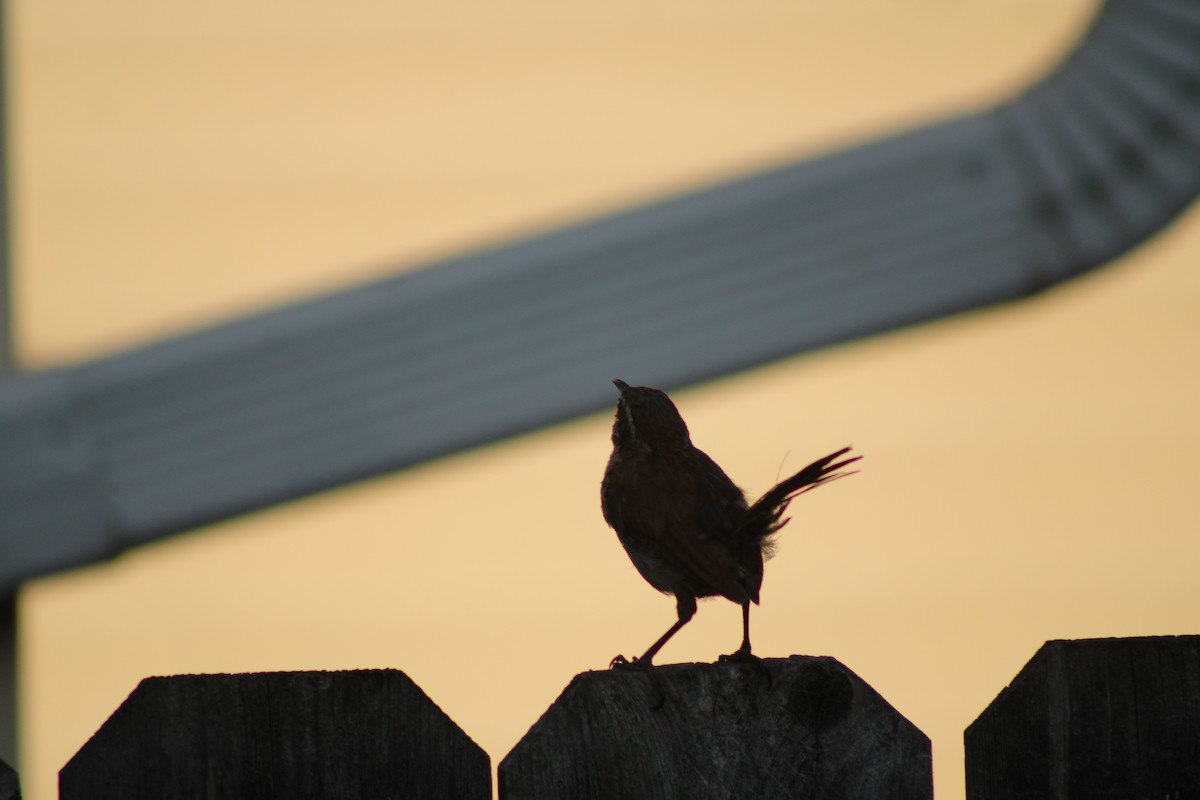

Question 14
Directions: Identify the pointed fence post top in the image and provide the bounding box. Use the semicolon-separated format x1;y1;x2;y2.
966;635;1200;799
59;669;490;800
501;655;931;800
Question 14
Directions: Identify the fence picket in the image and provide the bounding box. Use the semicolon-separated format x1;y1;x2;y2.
500;655;931;799
966;636;1200;798
59;670;489;799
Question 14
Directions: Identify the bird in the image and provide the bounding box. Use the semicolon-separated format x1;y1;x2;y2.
600;379;859;668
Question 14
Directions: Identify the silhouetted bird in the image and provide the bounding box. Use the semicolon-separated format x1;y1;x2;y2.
600;379;859;667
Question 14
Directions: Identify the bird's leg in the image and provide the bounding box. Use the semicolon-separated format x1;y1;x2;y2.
718;601;759;662
739;600;752;656
718;602;771;687
611;595;697;670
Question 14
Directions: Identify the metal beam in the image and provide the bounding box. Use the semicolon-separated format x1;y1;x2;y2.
1;0;1199;596
0;0;19;772
0;0;8;377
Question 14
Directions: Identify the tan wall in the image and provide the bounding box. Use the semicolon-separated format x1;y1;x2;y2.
12;1;1200;798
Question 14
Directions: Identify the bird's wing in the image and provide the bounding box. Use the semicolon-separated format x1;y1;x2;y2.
605;452;753;604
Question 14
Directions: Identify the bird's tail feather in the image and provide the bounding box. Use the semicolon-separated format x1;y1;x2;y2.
740;447;860;541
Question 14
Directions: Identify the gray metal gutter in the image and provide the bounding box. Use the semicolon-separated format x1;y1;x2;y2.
1;0;1198;592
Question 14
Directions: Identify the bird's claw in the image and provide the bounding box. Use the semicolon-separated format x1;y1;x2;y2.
610;654;653;671
718;648;759;664
718;648;773;686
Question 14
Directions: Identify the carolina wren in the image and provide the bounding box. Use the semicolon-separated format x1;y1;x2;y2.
600;380;858;667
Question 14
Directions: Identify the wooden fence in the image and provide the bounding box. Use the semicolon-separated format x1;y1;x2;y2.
1;635;1196;798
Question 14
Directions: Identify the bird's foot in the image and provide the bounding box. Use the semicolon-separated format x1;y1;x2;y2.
610;654;655;671
718;644;759;663
610;654;668;709
718;647;772;686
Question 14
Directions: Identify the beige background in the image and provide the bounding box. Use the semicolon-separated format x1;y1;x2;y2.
10;1;1200;797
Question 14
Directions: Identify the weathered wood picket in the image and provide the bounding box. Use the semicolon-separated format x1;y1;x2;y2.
500;656;930;799
966;636;1200;798
59;671;489;800
0;635;1195;798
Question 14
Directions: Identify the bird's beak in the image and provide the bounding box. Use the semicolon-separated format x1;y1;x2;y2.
612;379;630;393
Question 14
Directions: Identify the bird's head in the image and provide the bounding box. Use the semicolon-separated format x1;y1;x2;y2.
610;379;692;453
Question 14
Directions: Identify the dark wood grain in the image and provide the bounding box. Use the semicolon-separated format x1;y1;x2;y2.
500;655;931;799
965;636;1200;798
59;670;489;800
